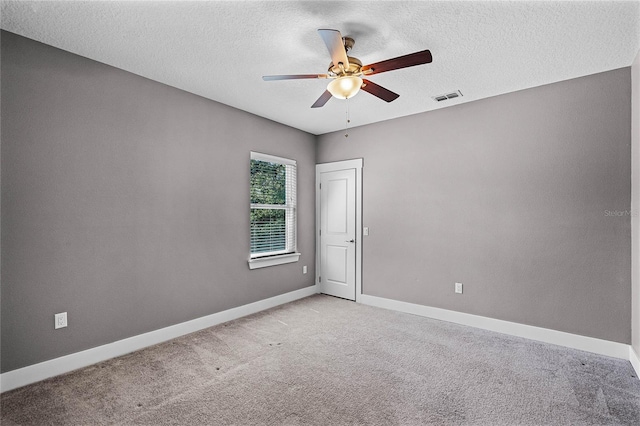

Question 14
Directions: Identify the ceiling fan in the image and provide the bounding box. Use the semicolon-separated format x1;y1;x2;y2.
262;29;433;108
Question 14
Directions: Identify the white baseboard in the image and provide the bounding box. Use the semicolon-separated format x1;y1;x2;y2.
360;294;630;360
631;347;640;378
0;285;318;393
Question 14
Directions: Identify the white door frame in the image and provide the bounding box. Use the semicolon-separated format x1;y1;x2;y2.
316;159;363;302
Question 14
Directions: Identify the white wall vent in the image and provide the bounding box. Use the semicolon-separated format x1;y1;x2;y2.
433;90;463;102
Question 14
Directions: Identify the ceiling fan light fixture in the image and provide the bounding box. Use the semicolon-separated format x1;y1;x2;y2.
327;75;363;99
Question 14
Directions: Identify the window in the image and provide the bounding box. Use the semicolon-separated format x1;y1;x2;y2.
249;152;299;269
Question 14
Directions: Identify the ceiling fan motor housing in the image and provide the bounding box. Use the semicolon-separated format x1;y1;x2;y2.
329;56;362;76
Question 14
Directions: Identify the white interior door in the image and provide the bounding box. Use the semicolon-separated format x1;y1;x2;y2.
316;160;362;301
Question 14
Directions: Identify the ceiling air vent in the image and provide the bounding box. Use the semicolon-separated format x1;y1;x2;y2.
433;90;463;102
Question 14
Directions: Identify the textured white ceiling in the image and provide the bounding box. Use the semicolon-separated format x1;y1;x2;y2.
2;1;639;135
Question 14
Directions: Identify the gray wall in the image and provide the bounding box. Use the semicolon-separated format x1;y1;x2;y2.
633;49;640;358
0;30;3;373
1;29;634;374
1;31;316;373
317;68;632;344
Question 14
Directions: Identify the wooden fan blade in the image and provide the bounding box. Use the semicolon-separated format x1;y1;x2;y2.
318;29;349;69
263;74;328;81
361;79;399;102
361;50;432;76
311;90;333;108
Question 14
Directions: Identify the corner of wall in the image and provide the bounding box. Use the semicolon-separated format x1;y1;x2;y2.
631;346;640;378
0;29;3;383
632;49;640;358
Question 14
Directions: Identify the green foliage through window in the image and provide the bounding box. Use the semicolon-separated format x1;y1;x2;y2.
250;160;285;205
250;155;296;258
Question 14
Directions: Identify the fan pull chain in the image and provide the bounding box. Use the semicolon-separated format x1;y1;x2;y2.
345;98;351;138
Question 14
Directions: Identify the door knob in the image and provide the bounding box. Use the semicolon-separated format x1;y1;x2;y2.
346;239;355;243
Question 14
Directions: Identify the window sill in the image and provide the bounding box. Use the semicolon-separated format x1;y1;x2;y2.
248;253;301;270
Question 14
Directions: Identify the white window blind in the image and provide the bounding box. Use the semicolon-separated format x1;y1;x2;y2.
250;152;297;259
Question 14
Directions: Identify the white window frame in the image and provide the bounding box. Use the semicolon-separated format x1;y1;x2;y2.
248;152;300;269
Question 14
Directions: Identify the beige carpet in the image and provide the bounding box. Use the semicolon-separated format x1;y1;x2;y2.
1;294;639;425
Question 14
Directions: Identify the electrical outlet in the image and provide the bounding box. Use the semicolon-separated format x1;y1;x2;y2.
455;282;463;294
54;312;67;329
303;265;308;274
